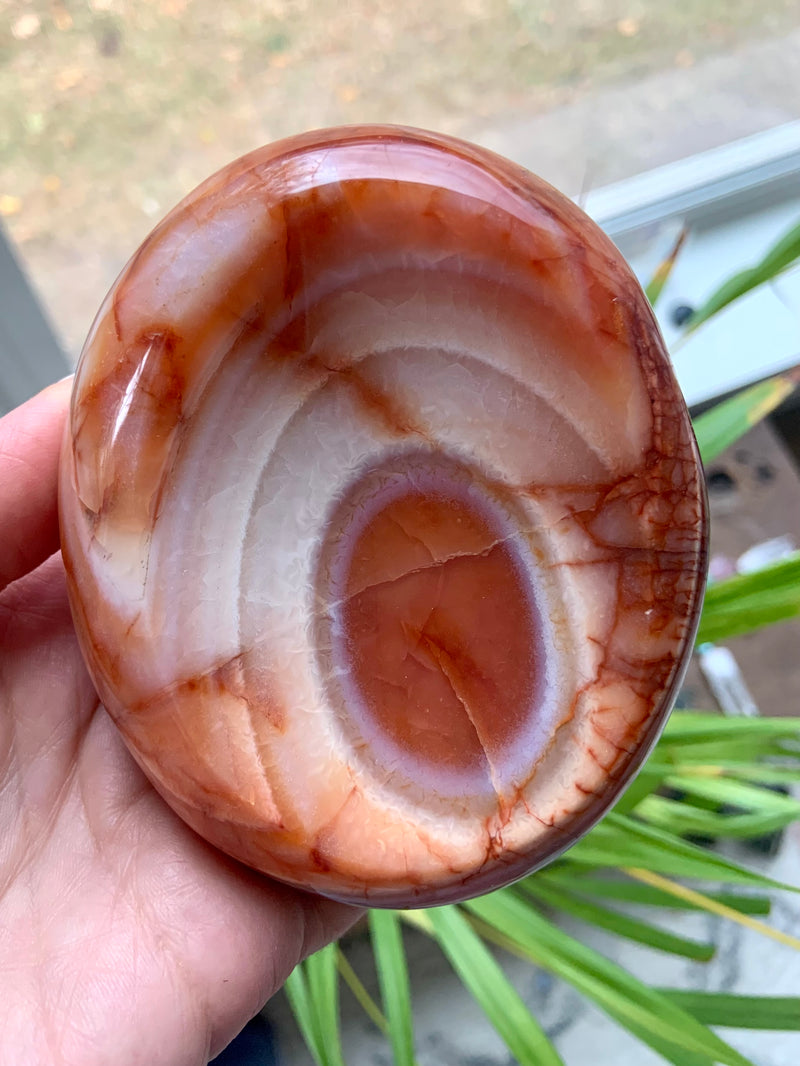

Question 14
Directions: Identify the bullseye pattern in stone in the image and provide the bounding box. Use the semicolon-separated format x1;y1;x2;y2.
59;126;708;907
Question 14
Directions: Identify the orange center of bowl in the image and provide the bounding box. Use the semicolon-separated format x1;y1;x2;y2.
318;456;544;795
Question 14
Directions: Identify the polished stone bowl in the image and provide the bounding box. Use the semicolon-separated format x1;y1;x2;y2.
59;126;708;907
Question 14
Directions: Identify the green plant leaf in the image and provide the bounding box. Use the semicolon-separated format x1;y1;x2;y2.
426;905;564;1066
663;773;800;815
611;766;666;814
645;226;688;307
692;371;800;465
637;794;798;840
369;911;417;1066
336;948;388;1035
663;711;800;744
624;868;800;953
564;812;797;892
307;945;345;1065
521;878;715;960
696;555;800;644
465;891;753;1066
699;554;800;643
709;763;800;786
685;216;800;331
538;870;772;915
286;945;346;1066
658;991;800;1030
652;738;797;766
285;962;327;1066
593;1013;715;1066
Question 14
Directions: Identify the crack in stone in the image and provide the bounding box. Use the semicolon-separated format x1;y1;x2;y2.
316;524;538;616
412;628;506;808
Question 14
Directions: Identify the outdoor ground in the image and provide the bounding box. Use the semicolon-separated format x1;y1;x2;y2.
1;0;800;355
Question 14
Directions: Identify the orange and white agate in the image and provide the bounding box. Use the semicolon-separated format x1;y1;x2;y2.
59;126;708;907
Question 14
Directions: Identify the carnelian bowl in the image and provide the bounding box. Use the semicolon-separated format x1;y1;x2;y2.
59;126;708;907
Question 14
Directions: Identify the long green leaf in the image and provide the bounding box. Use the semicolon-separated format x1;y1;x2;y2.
369;911;417;1066
659;991;800;1030
663;772;800;813
637;794;798;840
485;910;715;1066
652;737;797;765
285;963;327;1066
645;226;688;306
624;868;800;953
336;948;388;1035
696;555;800;644
710;763;800;786
565;812;796;892
426;905;564;1066
662;750;799;774
612;767;666;814
521;878;715;960
465;892;753;1066
686;216;800;330
305;945;346;1066
663;712;800;744
538;870;772;915
591;1012;715;1066
692;371;800;464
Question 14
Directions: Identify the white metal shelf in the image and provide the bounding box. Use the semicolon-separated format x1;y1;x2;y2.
585;122;800;409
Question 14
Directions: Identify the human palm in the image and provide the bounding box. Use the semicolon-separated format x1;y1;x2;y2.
0;382;358;1065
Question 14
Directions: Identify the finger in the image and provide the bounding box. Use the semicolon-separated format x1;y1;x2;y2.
0;377;73;592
